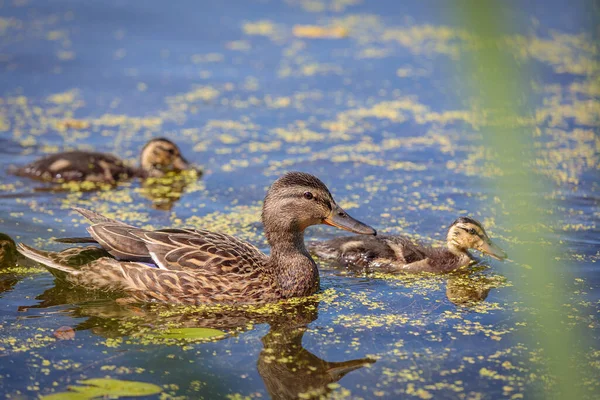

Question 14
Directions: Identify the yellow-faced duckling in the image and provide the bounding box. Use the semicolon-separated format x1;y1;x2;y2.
310;217;506;273
17;172;376;304
14;137;191;183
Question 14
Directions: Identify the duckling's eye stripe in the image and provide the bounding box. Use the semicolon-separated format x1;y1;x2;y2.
459;226;483;238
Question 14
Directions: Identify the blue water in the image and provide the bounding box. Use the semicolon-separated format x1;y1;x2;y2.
0;0;598;399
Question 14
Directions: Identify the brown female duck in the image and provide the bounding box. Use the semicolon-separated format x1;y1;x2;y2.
310;217;506;273
14;137;190;183
17;172;376;304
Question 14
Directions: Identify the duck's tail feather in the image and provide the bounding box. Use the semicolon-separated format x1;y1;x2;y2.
17;243;80;280
54;236;99;244
72;207;133;226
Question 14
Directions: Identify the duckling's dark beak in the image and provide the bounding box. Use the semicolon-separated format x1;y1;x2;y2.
173;155;191;171
323;204;376;235
480;239;507;260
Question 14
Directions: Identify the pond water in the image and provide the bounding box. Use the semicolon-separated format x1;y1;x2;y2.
0;0;598;399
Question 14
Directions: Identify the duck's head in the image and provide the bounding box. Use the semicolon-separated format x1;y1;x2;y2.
262;172;376;242
447;217;507;260
140;138;190;177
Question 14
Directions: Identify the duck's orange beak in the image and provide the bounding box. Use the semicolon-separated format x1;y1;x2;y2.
323;204;376;235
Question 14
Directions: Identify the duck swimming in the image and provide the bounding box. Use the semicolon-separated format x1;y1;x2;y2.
310;217;506;273
14;137;191;183
17;172;376;304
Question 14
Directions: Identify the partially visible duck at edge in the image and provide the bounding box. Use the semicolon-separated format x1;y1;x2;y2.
310;217;507;273
13;137;192;184
17;172;377;305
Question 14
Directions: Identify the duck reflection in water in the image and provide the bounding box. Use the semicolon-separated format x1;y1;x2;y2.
138;169;203;211
22;245;374;399
445;268;502;306
258;315;373;400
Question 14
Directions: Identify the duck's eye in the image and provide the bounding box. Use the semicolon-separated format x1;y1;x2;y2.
167;148;175;155
468;228;477;235
303;192;313;200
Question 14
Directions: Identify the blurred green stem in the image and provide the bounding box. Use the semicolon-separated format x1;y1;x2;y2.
456;1;586;398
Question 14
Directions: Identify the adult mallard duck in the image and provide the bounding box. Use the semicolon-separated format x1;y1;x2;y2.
13;137;191;183
17;172;376;304
310;217;506;273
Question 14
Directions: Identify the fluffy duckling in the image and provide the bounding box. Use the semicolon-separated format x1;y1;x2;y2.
0;233;18;268
310;217;506;273
14;137;190;183
17;172;376;305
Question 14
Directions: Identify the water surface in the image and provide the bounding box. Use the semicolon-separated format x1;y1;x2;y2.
0;0;598;398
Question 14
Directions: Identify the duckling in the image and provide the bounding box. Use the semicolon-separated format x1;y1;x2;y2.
0;233;18;268
17;172;376;304
310;217;506;273
13;137;191;183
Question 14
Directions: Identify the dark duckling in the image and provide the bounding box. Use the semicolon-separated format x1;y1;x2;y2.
17;172;376;305
0;233;18;268
310;217;506;273
13;137;191;183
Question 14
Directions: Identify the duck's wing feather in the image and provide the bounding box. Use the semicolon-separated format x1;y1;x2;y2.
86;223;154;262
130;229;268;274
15;152;135;182
70;207;152;261
73;207;268;273
311;234;436;271
381;236;429;264
84;224;268;273
310;235;398;269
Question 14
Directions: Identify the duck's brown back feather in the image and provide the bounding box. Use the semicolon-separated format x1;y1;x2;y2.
14;151;138;183
310;235;398;269
84;219;269;275
310;235;463;273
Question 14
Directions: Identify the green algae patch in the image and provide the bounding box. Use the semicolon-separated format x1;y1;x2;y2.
0;265;46;274
59;181;115;192
40;378;162;400
157;327;226;340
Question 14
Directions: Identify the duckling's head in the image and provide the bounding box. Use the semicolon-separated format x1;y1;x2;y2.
262;172;376;243
447;217;507;260
140;138;190;177
0;233;17;267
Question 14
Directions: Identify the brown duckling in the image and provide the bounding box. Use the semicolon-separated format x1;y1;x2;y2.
13;137;191;183
310;217;506;273
0;233;18;268
17;172;376;305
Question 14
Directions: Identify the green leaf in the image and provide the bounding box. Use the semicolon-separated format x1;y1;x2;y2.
158;327;226;339
40;378;163;399
41;393;91;400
